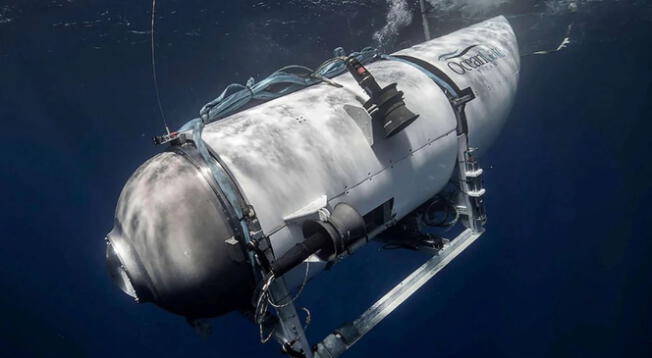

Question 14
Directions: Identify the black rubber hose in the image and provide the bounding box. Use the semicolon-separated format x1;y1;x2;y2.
271;231;331;277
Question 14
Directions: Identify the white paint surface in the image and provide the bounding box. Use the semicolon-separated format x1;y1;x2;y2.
200;16;519;285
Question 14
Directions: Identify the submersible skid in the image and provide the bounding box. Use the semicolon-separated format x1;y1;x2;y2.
106;15;519;354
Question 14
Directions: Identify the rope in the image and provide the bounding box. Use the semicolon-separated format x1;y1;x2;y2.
255;273;276;343
180;46;380;128
300;307;312;331
150;0;170;134
253;262;312;344
267;262;311;309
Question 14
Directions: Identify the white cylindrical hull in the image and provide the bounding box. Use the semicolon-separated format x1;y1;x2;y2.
201;16;519;283
106;16;520;315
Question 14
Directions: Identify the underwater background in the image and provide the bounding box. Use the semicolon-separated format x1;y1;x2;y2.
1;0;651;357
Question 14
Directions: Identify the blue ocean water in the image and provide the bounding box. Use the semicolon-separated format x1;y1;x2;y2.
1;1;651;357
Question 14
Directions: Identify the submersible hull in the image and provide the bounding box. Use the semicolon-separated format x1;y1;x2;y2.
106;16;519;318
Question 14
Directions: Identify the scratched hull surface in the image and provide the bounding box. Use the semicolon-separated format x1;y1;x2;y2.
203;60;457;258
201;16;520;278
395;16;520;153
103;16;521;307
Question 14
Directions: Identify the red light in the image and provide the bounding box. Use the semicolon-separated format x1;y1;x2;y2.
357;66;366;75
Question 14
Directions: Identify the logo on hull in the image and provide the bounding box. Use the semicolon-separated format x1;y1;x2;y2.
440;44;506;75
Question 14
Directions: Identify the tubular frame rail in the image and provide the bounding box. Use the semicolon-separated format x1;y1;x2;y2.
271;221;485;358
314;228;482;358
271;180;486;357
266;50;489;357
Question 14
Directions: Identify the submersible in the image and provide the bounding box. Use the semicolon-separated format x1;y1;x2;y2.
106;16;519;357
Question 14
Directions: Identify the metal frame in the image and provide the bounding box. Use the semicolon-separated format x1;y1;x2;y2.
419;0;432;41
270;201;485;358
266;51;489;356
314;228;482;358
268;128;486;358
170;131;486;358
268;278;314;356
167;39;491;357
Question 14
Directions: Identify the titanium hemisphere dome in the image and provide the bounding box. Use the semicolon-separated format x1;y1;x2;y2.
105;150;254;318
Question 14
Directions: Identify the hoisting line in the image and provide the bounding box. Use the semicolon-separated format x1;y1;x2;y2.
151;0;170;135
